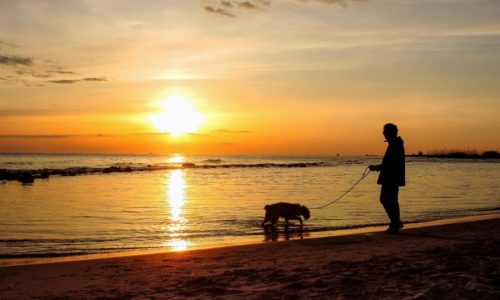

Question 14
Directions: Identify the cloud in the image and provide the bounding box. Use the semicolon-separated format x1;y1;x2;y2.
297;0;369;9
0;55;33;66
0;68;87;87
1;63;105;86
0;134;76;139
302;0;368;5
203;0;271;16
22;81;45;88
221;1;233;8
0;75;23;85
204;5;235;17
0;134;113;139
48;79;79;84
48;70;79;75
48;77;107;84
203;0;364;17
238;1;261;10
83;77;106;82
0;75;19;81
0;41;105;87
16;70;52;78
0;108;54;117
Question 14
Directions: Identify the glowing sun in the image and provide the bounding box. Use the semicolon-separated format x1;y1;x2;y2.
149;93;204;136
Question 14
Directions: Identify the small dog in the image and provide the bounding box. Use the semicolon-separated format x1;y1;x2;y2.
261;202;310;228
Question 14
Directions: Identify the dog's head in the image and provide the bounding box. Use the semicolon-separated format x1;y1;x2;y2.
300;205;310;220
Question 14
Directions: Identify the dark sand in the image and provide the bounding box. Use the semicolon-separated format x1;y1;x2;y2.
1;215;499;299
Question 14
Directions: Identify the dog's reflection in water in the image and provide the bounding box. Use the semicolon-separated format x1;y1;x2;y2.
262;224;306;242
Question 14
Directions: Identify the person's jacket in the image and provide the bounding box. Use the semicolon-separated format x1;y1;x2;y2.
377;136;405;186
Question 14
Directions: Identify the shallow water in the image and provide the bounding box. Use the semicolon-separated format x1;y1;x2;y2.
1;154;499;257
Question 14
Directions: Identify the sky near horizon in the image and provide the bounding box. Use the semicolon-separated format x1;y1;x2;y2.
1;0;499;155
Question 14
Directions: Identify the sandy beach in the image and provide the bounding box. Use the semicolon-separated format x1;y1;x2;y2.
1;214;499;299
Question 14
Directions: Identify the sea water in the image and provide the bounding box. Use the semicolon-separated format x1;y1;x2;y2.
1;154;499;258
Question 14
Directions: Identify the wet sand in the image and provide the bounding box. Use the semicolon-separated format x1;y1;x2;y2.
1;214;499;299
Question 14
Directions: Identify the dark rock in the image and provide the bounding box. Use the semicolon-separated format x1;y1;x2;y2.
0;169;18;181
102;166;118;173
61;171;76;176
17;172;35;184
39;171;50;179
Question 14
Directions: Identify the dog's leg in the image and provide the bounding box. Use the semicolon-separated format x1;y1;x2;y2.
261;211;270;226
270;216;279;228
284;218;290;231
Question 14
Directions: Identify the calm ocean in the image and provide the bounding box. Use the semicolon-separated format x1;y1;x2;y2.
1;154;499;258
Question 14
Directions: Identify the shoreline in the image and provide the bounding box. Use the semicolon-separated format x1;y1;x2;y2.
1;214;499;298
1;213;498;268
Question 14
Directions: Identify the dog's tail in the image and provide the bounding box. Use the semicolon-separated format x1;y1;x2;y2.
264;204;270;211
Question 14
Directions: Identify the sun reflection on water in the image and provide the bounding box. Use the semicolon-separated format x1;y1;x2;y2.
168;154;184;164
164;238;190;251
164;169;190;250
168;170;185;222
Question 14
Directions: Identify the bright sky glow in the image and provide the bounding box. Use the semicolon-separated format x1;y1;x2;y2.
0;1;499;155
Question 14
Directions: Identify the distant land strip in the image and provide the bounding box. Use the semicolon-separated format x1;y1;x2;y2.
407;150;499;159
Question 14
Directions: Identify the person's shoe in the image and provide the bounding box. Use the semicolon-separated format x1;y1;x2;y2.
384;226;400;234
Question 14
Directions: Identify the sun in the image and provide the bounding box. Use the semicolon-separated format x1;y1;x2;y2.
149;93;204;136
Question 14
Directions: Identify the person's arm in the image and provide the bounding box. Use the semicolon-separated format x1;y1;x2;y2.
368;164;382;171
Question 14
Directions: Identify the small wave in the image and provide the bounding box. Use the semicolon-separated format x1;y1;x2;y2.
2;161;33;166
202;159;224;164
0;247;146;259
253;222;390;234
0;237;126;244
340;159;364;165
111;162;150;168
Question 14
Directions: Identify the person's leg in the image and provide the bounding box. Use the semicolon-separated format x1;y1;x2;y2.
390;186;402;228
380;184;402;228
380;185;392;225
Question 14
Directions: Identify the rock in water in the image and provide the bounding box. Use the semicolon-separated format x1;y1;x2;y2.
17;172;35;184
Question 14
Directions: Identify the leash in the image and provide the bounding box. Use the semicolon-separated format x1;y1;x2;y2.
310;167;372;210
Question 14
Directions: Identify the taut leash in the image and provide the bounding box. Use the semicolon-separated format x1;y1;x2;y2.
310;167;372;210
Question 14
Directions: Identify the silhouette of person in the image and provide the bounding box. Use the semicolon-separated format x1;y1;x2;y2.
369;123;405;233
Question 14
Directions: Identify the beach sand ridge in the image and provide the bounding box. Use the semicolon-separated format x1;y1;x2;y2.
1;216;499;299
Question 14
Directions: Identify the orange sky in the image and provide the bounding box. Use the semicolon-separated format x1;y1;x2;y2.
1;1;499;155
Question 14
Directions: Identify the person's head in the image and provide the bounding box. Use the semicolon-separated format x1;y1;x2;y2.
383;123;398;141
